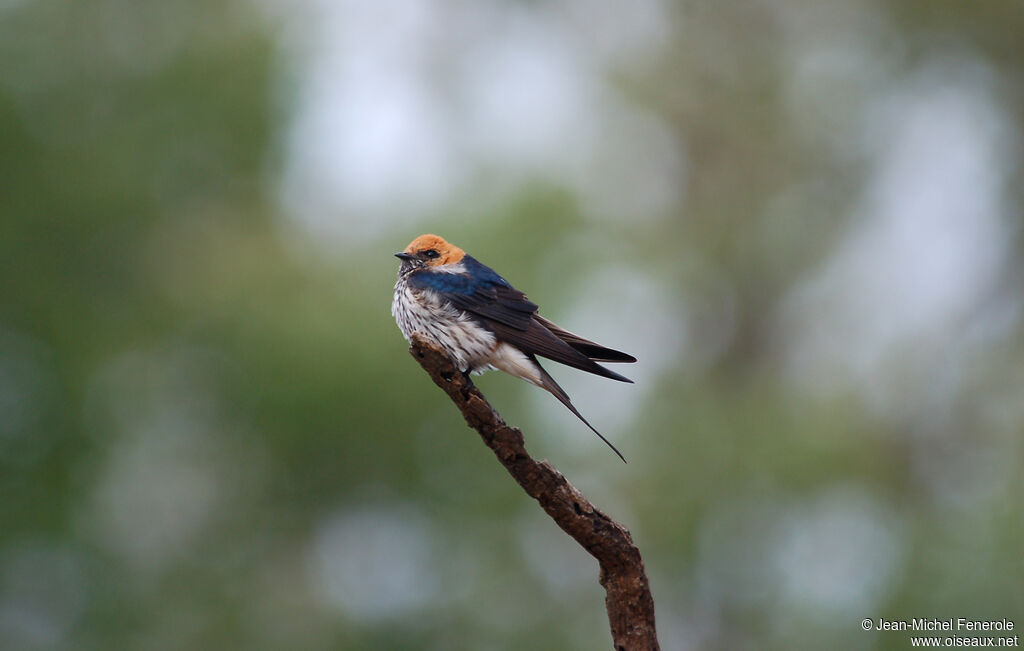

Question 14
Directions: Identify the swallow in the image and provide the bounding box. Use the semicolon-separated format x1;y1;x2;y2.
392;234;636;462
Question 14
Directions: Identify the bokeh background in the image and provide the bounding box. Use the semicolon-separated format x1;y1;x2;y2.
2;0;1022;649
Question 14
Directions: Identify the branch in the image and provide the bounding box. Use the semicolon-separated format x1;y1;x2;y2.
409;335;660;651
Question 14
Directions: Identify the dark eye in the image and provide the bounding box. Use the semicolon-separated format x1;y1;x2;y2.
423;250;440;259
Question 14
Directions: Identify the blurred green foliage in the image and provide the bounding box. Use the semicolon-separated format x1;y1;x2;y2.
1;1;1022;650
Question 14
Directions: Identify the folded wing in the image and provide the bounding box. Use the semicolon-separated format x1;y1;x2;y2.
410;256;635;382
533;315;637;363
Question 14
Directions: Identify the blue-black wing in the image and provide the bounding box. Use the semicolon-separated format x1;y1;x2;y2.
408;256;536;330
408;256;635;382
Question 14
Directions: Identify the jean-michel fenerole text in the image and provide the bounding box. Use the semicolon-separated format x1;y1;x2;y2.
874;618;1015;632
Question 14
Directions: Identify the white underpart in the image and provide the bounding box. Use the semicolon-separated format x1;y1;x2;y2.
392;277;498;373
488;342;544;387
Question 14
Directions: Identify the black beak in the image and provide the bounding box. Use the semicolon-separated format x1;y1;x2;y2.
395;252;414;261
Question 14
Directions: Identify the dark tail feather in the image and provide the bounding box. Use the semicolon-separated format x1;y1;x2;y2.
534;316;637;363
566;342;637;363
535;362;627;463
488;320;635;384
576;360;634;384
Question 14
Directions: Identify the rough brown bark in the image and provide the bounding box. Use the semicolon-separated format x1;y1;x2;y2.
409;335;660;651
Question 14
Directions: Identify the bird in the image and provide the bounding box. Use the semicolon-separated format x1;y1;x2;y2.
392;234;636;462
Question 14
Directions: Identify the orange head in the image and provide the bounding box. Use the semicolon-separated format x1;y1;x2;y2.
396;234;466;267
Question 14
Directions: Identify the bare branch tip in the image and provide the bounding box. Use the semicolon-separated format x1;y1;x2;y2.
404;334;659;649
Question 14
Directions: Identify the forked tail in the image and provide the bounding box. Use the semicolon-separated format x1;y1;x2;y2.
535;362;627;463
